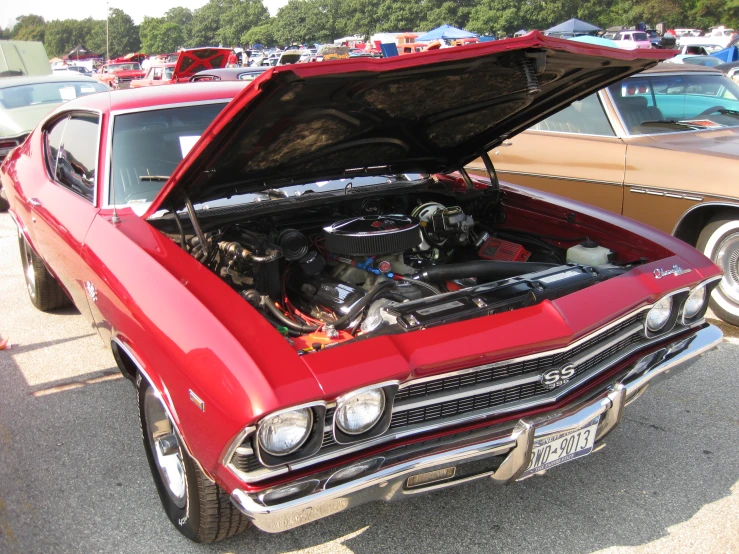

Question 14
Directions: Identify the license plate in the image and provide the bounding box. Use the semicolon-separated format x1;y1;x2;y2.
519;417;600;479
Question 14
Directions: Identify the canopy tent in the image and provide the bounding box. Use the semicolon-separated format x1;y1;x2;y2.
514;29;529;37
545;18;602;37
416;24;477;42
710;46;739;62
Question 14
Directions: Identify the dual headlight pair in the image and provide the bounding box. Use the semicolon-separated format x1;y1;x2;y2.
257;384;395;462
646;283;710;334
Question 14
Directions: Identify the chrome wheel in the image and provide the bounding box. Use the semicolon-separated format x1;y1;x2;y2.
143;388;187;509
715;233;739;304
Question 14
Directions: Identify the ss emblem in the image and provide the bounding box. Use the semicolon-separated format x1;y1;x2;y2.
540;363;576;390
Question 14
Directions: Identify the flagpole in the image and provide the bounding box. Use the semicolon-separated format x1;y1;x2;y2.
106;1;109;62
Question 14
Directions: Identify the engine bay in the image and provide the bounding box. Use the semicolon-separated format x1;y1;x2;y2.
168;182;641;354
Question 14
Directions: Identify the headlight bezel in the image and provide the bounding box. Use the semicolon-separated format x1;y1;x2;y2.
333;382;399;445
644;289;688;337
254;401;326;468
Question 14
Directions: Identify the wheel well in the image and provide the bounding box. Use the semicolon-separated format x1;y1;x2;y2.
673;205;739;246
111;341;138;382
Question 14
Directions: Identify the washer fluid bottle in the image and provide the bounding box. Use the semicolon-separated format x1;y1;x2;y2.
566;239;611;266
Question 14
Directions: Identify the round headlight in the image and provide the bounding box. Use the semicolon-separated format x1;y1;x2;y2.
647;296;673;332
258;408;313;456
335;389;385;435
684;286;706;319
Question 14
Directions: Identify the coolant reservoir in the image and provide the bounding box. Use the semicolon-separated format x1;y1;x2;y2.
566;239;612;266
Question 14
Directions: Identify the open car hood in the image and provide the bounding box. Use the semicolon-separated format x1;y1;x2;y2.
172;47;232;81
145;32;670;216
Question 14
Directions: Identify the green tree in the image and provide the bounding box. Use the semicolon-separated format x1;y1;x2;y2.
85;8;139;59
243;22;274;44
165;6;194;45
272;0;312;44
191;0;226;46
44;18;99;58
11;15;46;42
140;17;185;54
218;0;271;45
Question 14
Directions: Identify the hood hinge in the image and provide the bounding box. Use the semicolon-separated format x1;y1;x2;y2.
185;195;209;255
480;150;500;192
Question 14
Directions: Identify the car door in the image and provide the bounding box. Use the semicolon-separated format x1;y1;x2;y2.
474;93;627;213
30;111;101;321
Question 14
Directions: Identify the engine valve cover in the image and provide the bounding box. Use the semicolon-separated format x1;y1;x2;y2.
323;215;422;255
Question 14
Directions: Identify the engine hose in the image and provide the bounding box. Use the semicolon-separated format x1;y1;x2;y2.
331;280;396;330
414;260;558;282
397;276;441;295
263;298;320;333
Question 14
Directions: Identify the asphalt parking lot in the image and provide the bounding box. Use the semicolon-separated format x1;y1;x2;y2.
0;211;737;554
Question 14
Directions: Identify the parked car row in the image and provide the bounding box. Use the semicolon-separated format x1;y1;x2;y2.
0;34;726;544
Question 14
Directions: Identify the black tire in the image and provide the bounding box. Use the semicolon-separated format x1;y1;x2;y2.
696;216;739;326
137;379;249;543
0;188;9;212
18;232;70;311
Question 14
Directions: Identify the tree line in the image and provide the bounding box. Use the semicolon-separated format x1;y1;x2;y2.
2;0;738;60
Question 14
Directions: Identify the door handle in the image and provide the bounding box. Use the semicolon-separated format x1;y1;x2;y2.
29;197;42;207
501;140;513;146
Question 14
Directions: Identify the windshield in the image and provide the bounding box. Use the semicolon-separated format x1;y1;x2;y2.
109;103;227;204
633;32;648;41
0;81;107;109
609;73;739;134
111;63;141;72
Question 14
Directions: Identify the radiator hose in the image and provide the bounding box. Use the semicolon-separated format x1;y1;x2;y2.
413;260;558;282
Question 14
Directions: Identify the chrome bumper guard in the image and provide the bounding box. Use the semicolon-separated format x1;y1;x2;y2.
231;324;722;533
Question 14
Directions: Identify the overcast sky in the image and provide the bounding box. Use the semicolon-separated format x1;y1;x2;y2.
2;0;289;29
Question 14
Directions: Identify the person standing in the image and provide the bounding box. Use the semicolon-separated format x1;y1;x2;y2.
227;49;239;68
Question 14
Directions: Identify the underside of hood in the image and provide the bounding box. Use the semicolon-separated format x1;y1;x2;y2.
173;47;232;80
145;32;671;216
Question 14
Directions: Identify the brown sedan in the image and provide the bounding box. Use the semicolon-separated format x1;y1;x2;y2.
469;63;739;325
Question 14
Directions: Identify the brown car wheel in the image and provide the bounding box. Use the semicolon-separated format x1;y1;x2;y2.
18;232;71;311
697;216;739;326
138;379;249;543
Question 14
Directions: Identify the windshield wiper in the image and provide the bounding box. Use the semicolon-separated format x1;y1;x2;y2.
138;175;170;181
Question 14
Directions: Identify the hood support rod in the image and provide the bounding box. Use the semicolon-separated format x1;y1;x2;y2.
185;196;209;255
480;150;500;192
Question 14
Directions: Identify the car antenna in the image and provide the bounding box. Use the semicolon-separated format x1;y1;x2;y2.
108;90;121;224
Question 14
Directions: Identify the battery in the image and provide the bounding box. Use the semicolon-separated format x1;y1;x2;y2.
478;237;531;262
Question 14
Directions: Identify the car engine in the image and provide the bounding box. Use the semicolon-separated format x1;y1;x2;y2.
187;191;628;354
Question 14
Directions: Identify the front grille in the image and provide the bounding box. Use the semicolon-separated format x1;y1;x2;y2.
229;311;650;478
395;313;645;402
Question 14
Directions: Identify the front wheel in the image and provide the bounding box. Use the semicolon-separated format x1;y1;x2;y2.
697;217;739;326
138;380;249;543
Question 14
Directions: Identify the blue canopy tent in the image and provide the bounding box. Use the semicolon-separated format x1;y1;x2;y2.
416;24;477;42
545;18;602;37
710;46;739;62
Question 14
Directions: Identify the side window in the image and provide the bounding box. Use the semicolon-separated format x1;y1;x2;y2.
153;67;163;81
45;116;68;177
55;114;99;202
531;93;615;136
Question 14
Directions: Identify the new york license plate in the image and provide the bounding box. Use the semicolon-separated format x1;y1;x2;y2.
519;417;600;479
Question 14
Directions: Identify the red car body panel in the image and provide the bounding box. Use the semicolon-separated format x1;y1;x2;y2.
131;48;232;88
0;35;720;502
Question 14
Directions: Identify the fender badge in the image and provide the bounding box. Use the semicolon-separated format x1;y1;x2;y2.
654;265;692;279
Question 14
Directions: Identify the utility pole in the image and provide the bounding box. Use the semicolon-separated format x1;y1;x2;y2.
106;0;109;62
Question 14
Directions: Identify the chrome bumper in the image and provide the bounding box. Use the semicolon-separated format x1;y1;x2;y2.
231;324;722;533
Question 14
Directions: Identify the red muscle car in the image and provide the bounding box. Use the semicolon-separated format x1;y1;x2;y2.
0;33;723;543
130;48;232;88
